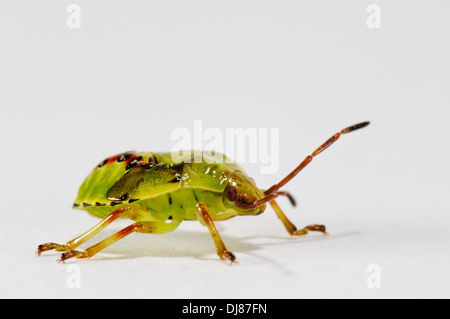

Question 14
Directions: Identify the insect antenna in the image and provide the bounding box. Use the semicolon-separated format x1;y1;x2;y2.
243;121;370;209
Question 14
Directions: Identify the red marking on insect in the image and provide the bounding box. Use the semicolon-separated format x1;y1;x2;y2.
96;151;137;169
106;155;119;165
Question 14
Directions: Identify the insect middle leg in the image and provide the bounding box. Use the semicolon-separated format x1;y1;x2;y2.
269;200;327;236
37;207;129;255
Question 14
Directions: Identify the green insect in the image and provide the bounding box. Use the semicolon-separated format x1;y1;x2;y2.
37;122;370;263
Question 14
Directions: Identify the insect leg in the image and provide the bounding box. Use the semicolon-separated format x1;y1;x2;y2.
269;200;327;236
58;220;180;262
37;207;129;255
196;203;237;264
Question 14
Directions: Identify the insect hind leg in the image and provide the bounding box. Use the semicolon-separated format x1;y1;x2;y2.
36;207;131;256
58;220;180;262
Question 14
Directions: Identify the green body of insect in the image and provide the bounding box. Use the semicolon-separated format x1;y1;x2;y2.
74;151;265;223
37;122;370;263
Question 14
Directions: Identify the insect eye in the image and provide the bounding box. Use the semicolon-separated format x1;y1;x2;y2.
227;187;238;202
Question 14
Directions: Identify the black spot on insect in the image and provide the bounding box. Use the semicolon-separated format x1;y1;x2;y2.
119;194;129;201
73;203;80;208
117;151;134;162
126;156;143;170
168;195;173;205
82;203;92;207
95;202;105;206
193;190;199;202
97;158;109;168
147;154;158;165
110;202;121;206
128;199;139;203
165;215;173;224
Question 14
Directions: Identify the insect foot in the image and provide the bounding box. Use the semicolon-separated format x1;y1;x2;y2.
36;243;69;256
220;251;238;265
293;224;328;236
58;250;88;262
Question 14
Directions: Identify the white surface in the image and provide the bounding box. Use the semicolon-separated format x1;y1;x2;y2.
1;1;449;299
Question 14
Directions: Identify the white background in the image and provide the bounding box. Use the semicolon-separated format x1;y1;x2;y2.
1;1;449;299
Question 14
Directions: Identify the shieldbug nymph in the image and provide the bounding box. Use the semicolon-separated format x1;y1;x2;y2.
37;122;370;263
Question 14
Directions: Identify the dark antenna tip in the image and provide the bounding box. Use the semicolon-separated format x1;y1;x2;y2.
341;121;370;134
285;193;297;207
276;191;297;207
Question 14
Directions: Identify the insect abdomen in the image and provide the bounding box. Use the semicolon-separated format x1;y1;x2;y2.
74;152;156;208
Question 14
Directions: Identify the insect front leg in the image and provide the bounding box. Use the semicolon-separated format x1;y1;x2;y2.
269;200;327;236
36;207;129;255
196;203;237;264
